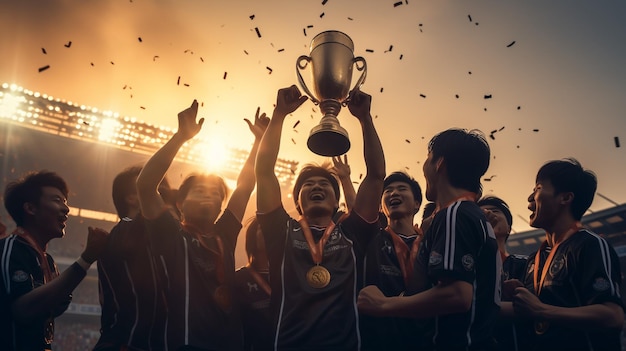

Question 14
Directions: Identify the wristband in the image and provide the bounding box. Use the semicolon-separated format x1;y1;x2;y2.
76;256;93;271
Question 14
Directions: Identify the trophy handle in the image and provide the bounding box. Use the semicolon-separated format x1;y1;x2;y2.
296;55;320;105
344;56;367;105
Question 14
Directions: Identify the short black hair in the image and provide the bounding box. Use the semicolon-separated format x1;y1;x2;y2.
112;166;142;218
384;171;423;207
536;158;596;220
428;128;490;194
293;163;340;214
4;170;69;227
478;195;513;227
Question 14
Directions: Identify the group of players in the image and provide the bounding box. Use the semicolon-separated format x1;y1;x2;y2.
0;85;623;351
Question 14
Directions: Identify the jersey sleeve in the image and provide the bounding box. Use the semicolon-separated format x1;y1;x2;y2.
339;211;379;257
256;206;291;267
575;235;623;307
426;204;484;283
0;240;36;304
215;209;243;253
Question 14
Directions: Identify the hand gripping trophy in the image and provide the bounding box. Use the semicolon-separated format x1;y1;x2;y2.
296;30;367;156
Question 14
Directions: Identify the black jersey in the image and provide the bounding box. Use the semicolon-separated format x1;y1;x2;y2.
360;229;433;351
233;266;273;351
146;209;243;351
521;229;624;351
257;207;377;351
0;234;63;350
494;253;528;351
94;216;167;351
416;200;501;350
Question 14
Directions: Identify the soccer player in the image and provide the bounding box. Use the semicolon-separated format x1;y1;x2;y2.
507;158;624;351
255;86;385;350
136;101;268;350
358;128;501;351
0;170;108;350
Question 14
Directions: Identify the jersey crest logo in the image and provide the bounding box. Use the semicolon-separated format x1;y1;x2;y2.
549;256;564;276
429;251;443;266
327;229;342;245
462;254;475;271
592;277;611;292
248;282;259;292
382;239;393;254
12;270;29;283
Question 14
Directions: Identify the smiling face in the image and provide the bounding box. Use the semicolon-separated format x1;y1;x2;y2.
297;175;338;218
382;181;419;220
31;186;70;240
422;152;440;202
179;180;224;226
480;204;511;239
528;180;563;231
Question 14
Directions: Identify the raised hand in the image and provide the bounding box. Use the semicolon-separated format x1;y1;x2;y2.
82;227;110;263
177;99;204;141
347;89;372;121
275;85;308;117
244;107;270;140
332;154;351;180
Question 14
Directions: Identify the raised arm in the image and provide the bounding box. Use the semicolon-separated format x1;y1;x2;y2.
255;85;307;213
347;90;385;222
332;154;356;211
225;108;269;221
137;100;204;219
12;227;109;323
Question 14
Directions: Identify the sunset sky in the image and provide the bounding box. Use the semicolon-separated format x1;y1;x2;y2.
1;0;625;233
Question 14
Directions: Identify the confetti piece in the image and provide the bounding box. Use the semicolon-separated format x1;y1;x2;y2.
483;175;496;181
484;108;488;111
83;121;90;126
405;139;411;143
266;66;273;74
140;106;146;110
244;50;249;55
347;17;354;21
393;1;403;6
384;45;393;53
359;173;363;180
455;94;459;98
420;94;426;98
255;27;261;38
38;65;50;72
322;0;328;4
293;120;301;128
110;61;115;65
303;28;308;36
153;55;159;61
468;14;472;22
278;48;285;52
320;12;325;18
506;41;516;48
249;14;255;20
138;37;142;43
484;94;492;99
41;48;47;54
291;138;296;144
177;76;181;85
399;54;403;60
498;126;505;131
533;129;539;132
380;87;384;93
366;49;374;53
200;57;204;62
184;83;190;87
615;136;621;148
489;134;495;140
223;72;227;79
468;71;472;75
517;106;521;110
307;25;314;28
90;62;94;66
64;41;72;48
490;129;498;134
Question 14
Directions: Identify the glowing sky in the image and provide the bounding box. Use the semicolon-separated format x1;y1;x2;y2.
1;0;625;233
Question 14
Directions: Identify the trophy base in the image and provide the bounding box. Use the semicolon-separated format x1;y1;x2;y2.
307;129;351;157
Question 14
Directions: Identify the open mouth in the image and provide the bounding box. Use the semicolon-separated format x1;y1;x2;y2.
310;192;325;201
389;198;402;206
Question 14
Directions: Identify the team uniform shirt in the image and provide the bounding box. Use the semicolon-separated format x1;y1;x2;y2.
146;209;243;351
415;200;501;351
360;229;433;351
233;266;273;351
257;207;377;351
94;216;167;351
494;253;528;351
521;229;624;351
0;234;65;351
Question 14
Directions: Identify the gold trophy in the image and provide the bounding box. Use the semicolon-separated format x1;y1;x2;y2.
296;30;367;156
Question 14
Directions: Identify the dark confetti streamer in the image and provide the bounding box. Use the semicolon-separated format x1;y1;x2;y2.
455;94;459;98
278;48;285;52
249;14;255;20
138;37;142;42
140;106;146;110
468;71;472;74
307;25;314;28
506;41;516;47
177;76;181;85
200;57;204;62
38;65;50;72
420;94;426;98
489;134;495;140
255;27;261;38
153;55;159;61
184;84;190;87
484;94;492;99
291;138;296;144
90;62;94;66
244;50;249;55
41;48;47;54
399;54;403;60
320;12;325;18
533;129;539;132
359;174;363;180
468;14;472;22
615;136;621;148
348;17;354;21
64;41;72;48
394;1;403;7
366;49;374;53
266;66;273;74
380;87;384;93
223;72;227;79
110;61;115;65
405;139;410;143
322;0;328;4
303;28;308;36
293;120;300;128
490;129;498;134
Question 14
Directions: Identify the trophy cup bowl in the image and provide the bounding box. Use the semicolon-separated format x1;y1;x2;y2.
297;30;367;156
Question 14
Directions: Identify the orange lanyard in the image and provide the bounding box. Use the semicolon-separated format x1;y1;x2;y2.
299;213;349;265
385;225;422;287
533;222;582;295
13;228;57;283
182;222;225;284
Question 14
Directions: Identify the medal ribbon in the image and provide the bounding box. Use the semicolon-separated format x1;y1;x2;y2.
182;222;225;284
247;266;271;296
385;225;422;288
13;228;57;283
533;221;582;295
299;212;349;265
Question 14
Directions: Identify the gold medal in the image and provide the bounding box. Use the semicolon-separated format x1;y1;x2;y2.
213;285;231;310
306;265;331;288
534;320;549;335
